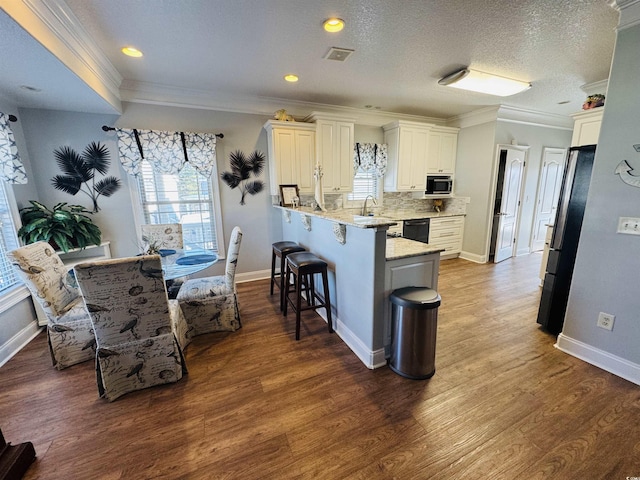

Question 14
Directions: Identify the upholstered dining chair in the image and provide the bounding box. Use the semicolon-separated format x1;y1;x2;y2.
140;223;183;250
177;226;242;335
7;241;96;370
74;255;188;401
140;223;187;298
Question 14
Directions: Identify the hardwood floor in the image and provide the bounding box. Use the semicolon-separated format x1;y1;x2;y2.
1;253;639;479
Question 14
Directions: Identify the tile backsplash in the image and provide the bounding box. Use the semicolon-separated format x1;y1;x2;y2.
273;192;467;215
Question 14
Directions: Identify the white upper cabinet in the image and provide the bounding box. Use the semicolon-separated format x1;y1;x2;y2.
426;126;459;174
264;120;316;194
570;108;603;146
307;113;355;193
383;121;431;192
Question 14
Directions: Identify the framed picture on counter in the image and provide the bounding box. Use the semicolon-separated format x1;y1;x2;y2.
279;184;299;207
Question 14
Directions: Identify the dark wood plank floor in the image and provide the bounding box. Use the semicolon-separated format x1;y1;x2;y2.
1;254;639;479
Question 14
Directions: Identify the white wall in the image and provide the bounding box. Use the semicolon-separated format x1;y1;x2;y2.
454;117;572;262
558;21;640;384
453;121;497;260
16;104;283;279
494;121;572;256
0;99;42;366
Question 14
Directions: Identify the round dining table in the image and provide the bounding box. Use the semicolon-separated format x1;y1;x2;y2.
160;248;218;281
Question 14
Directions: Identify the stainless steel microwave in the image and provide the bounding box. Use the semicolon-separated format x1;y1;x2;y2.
426;175;453;195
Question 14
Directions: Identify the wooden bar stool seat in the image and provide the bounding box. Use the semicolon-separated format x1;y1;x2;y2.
270;241;306;311
283;252;333;340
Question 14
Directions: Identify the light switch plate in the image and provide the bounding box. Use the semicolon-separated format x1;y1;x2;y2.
617;217;640;235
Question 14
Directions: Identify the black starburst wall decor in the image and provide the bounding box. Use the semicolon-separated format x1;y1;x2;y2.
221;150;265;205
51;141;122;212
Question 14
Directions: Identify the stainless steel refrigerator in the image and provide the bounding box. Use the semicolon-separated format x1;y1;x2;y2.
537;144;596;334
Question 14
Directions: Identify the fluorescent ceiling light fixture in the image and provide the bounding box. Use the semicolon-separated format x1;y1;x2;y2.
284;74;299;82
323;18;345;32
438;68;531;96
121;46;143;58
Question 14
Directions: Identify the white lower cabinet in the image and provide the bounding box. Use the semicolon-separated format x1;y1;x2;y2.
429;216;464;259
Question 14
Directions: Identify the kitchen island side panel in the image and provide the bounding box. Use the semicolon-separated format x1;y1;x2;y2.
280;211;387;367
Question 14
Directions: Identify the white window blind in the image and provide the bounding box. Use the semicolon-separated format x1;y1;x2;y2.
137;160;222;252
348;167;380;201
0;181;20;292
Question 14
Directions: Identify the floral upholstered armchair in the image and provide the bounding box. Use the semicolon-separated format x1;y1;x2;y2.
74;255;188;401
177;226;242;336
7;241;95;370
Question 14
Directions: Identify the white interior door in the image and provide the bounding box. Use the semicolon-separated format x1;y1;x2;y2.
495;148;526;263
531;148;567;251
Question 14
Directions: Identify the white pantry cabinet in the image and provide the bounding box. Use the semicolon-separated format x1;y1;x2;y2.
383;121;431;192
570;108;603;147
429;216;464;259
307;113;355;193
426;126;459;174
264;120;316;195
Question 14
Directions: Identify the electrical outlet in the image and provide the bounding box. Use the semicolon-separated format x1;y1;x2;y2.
617;217;640;235
597;312;615;331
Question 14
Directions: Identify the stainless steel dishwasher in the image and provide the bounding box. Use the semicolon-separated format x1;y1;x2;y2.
402;218;430;243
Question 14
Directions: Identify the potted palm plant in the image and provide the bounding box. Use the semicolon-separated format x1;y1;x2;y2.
17;201;102;252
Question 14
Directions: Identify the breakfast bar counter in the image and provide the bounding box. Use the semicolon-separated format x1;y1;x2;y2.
276;206;442;368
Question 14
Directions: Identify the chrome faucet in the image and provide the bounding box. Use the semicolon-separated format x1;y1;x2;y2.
361;195;378;216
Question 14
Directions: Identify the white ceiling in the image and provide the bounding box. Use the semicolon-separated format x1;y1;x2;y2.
0;0;620;121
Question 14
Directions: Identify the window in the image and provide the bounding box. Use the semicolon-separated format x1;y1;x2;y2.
346;167;382;203
0;181;20;293
136;161;224;254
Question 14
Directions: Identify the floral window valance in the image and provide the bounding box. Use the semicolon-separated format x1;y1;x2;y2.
0;112;28;184
115;128;218;178
354;142;387;178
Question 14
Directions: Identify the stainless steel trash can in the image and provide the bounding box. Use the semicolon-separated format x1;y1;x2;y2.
389;287;441;379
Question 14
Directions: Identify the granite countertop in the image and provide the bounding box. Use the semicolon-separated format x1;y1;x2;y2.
386;237;444;260
275;205;398;228
274;205;464;229
380;209;465;221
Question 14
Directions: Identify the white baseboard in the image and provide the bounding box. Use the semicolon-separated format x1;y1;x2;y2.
0;321;42;368
516;247;531;256
313;306;386;370
236;269;271;283
459;251;486;263
556;333;640;386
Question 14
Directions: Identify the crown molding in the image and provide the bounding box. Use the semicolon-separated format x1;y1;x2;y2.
2;0;122;113
609;0;640;29
581;79;609;95
447;105;573;130
447;106;500;128
119;79;447;127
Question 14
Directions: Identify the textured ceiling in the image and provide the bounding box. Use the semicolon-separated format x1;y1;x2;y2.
0;0;620;119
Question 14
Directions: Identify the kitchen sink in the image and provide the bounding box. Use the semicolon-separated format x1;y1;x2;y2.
353;215;393;222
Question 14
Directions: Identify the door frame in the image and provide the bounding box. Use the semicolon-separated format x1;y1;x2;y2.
485;144;530;263
529;146;568;252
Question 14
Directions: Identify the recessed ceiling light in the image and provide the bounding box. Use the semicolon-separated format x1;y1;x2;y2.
323;18;345;33
284;74;299;83
121;47;143;58
557;100;571;105
438;68;531;96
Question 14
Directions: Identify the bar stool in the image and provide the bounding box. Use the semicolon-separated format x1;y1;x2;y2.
270;241;306;311
283;251;333;340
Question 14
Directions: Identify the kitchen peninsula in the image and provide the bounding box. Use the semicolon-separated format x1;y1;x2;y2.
276;205;444;368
